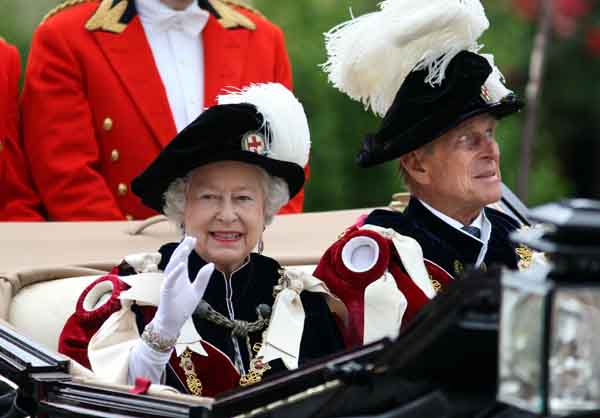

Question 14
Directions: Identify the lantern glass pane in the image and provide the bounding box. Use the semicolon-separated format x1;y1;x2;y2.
498;279;546;414
549;288;600;415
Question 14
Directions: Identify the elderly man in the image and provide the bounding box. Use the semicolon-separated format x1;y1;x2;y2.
361;51;524;277
0;37;44;221
314;0;527;347
22;0;305;221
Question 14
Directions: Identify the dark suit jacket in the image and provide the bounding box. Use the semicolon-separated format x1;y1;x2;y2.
365;197;521;277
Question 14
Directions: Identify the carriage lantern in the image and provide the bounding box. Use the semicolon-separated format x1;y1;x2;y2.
498;199;600;416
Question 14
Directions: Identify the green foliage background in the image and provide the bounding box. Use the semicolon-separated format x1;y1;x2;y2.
1;0;575;211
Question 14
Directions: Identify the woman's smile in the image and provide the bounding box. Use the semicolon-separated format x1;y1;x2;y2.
209;231;244;243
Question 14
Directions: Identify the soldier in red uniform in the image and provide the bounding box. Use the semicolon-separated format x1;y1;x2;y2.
0;38;44;221
22;0;305;221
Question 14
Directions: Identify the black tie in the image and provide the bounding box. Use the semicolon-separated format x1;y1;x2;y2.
462;225;481;239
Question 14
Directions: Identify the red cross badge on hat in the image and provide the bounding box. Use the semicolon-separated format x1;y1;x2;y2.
241;132;268;155
480;85;492;104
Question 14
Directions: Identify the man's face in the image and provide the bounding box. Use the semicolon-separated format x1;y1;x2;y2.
416;114;502;217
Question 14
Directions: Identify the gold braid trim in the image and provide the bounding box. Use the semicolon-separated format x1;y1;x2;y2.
84;0;128;33
514;225;536;271
222;0;264;17
42;0;94;24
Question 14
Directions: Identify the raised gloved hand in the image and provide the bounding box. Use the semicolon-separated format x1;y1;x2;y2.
149;236;215;342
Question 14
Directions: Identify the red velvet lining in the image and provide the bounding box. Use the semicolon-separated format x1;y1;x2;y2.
74;274;129;325
315;229;458;347
130;377;152;394
314;228;392;347
331;227;391;290
59;274;128;368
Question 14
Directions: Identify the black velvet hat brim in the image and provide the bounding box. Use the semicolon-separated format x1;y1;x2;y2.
132;104;305;213
356;51;525;167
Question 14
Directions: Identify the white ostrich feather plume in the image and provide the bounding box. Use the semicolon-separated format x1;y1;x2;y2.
218;83;311;167
323;0;490;117
480;53;513;103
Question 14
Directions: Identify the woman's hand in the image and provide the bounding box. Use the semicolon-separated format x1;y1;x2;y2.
151;236;215;341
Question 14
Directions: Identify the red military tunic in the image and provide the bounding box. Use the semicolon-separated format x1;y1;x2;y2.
0;38;44;221
22;0;304;221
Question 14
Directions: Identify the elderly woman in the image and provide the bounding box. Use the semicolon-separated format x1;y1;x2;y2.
58;83;343;397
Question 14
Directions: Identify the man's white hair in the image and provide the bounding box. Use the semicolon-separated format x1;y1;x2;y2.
163;166;290;235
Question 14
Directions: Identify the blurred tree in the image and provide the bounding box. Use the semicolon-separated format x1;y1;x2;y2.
0;0;55;70
513;0;600;199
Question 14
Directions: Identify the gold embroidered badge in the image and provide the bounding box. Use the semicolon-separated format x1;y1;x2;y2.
454;260;464;276
516;245;534;271
85;0;128;33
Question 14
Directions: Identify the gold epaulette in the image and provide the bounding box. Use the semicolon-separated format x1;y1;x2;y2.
208;0;257;30
221;0;263;17
85;0;128;33
41;0;94;24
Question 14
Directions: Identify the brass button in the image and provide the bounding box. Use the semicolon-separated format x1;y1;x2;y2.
0;139;3;152
117;183;128;196
126;214;134;221
103;117;113;131
110;149;120;162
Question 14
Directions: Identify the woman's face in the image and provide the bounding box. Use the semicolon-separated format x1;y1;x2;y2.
184;161;265;274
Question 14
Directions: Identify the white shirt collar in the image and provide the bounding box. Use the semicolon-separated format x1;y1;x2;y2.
137;0;209;37
418;199;490;244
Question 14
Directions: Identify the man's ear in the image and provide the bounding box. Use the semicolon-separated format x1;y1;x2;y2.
399;151;430;186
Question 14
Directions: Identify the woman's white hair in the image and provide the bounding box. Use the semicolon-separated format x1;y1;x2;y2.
163;166;290;235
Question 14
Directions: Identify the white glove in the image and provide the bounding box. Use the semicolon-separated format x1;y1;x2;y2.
150;236;215;341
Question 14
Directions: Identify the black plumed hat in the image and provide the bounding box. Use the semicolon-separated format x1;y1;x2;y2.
356;51;523;167
323;0;524;167
132;83;310;213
